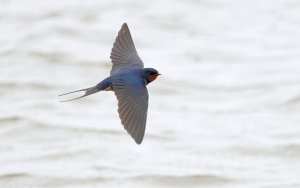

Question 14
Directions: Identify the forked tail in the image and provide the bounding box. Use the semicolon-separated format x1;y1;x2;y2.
59;86;100;102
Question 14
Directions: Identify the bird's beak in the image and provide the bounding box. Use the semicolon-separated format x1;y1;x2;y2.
158;73;161;76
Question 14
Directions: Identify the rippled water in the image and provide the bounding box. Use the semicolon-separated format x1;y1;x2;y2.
1;0;300;187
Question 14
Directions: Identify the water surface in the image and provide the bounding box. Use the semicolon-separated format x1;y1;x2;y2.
1;0;300;187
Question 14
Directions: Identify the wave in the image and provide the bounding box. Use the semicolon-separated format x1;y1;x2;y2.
129;174;233;186
0;173;30;180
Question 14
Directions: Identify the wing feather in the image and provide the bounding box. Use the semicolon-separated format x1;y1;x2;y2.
124;106;138;133
110;23;143;75
112;74;148;144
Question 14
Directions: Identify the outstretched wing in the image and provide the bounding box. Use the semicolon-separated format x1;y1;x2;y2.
110;23;143;75
112;74;148;144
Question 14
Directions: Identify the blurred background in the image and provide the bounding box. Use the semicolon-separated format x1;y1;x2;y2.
1;0;300;187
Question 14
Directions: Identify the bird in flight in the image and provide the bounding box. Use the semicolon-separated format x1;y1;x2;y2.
59;23;160;144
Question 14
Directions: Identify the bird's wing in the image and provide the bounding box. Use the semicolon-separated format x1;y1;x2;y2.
112;75;148;144
110;23;144;75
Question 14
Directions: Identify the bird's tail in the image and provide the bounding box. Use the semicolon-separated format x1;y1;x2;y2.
59;86;100;102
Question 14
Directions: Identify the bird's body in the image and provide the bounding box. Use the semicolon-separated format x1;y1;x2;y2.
60;23;160;144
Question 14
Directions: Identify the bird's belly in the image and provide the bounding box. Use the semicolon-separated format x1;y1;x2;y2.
104;85;113;91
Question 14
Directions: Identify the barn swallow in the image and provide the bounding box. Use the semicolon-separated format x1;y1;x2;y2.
59;23;160;144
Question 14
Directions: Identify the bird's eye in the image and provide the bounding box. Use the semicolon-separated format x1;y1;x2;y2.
149;72;156;75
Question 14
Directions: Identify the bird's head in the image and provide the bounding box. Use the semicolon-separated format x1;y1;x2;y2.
142;68;161;84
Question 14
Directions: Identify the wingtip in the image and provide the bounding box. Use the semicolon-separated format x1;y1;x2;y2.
121;23;129;30
135;139;142;145
134;136;144;145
